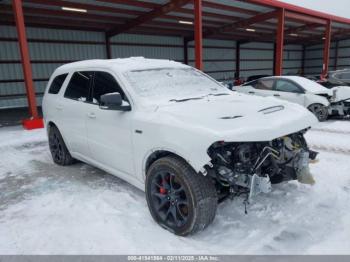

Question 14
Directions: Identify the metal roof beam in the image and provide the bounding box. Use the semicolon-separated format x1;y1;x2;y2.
285;23;322;35
201;1;257;16
23;0;144;17
0;13;114;30
106;0;192;38
0;4;126;24
285;11;327;25
188;10;279;41
241;0;350;25
97;0;160;10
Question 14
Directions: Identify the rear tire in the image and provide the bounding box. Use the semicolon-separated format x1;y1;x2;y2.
146;156;217;236
308;103;329;122
48;125;75;166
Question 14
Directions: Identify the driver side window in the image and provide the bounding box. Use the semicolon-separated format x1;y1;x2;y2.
92;71;128;105
275;80;302;93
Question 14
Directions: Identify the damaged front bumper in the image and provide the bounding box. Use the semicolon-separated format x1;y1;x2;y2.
207;130;318;202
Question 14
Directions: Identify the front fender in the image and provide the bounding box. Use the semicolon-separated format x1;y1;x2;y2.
132;116;216;182
305;94;330;108
141;144;211;179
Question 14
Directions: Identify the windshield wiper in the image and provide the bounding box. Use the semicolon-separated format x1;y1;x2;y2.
169;97;204;102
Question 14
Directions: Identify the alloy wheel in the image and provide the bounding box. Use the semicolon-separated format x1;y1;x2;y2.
150;170;189;228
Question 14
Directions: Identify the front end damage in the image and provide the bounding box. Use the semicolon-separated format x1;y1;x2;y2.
206;129;317;203
327;88;350;117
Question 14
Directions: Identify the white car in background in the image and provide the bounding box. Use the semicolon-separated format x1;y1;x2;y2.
235;76;350;121
43;58;318;236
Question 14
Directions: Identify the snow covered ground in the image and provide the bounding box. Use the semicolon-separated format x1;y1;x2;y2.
0;121;350;255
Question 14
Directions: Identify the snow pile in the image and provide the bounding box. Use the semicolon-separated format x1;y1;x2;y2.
0;123;350;254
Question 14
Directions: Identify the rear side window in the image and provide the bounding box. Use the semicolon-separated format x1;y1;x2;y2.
64;71;93;101
92;71;128;104
48;73;68;94
255;79;274;90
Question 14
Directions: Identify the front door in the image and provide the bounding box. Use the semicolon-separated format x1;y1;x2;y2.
85;71;135;176
273;79;305;106
59;71;93;156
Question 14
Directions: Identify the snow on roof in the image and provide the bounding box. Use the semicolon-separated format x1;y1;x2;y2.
56;57;190;73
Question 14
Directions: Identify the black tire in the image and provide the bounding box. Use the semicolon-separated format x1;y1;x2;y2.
48;125;75;166
146;156;217;236
308;103;329;122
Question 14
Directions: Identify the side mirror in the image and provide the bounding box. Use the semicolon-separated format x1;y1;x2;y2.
99;92;131;111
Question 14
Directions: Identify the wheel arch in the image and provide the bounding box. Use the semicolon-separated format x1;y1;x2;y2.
46;121;58;134
143;149;197;179
46;121;73;153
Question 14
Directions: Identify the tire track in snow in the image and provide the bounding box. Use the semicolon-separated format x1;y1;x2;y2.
309;125;350;155
309;144;350;156
311;128;350;135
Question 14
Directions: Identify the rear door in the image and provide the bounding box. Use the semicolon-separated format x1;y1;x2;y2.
85;71;135;177
59;71;94;156
273;79;305;106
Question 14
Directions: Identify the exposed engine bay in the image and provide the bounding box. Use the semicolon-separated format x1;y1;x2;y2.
206;130;318;202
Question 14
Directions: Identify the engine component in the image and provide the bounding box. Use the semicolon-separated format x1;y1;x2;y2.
207;130;316;201
248;174;272;200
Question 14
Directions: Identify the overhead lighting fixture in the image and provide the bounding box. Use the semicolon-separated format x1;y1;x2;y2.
179;20;193;25
289;33;298;37
322;37;326;40
246;28;256;32
62;6;87;13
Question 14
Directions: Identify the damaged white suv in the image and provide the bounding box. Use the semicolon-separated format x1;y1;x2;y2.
43;58;318;236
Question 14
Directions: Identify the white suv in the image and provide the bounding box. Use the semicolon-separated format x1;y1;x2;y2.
43;57;317;236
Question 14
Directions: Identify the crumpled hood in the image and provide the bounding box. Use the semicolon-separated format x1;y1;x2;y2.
155;93;318;142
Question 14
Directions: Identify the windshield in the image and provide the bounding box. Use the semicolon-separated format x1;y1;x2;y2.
124;68;229;100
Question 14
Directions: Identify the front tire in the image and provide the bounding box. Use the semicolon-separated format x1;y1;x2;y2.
146;156;217;236
308;103;329;122
48;125;75;166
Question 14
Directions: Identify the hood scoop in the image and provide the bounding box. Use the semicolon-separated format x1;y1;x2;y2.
258;105;284;114
219;115;243;120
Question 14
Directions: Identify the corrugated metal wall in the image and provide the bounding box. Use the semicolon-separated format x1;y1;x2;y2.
284;44;304;75
337;39;350;69
110;34;184;61
240;42;303;78
240;42;274;78
304;39;350;76
0;25;106;109
304;42;337;75
188;39;236;81
0;25;312;110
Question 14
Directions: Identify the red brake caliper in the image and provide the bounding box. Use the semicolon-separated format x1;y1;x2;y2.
159;179;167;194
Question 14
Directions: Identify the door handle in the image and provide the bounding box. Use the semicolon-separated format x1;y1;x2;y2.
87;112;96;119
55;105;63;111
274;94;280;97
248;91;255;94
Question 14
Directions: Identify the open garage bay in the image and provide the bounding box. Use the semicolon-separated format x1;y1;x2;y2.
0;122;350;255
